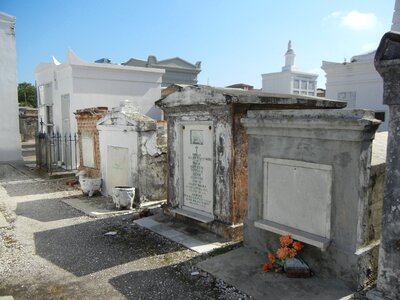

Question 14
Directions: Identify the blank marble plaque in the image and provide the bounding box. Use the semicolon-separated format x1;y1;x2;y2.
107;146;129;190
81;131;95;168
263;158;332;239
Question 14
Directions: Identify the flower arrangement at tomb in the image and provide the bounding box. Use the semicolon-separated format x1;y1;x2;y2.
262;235;311;278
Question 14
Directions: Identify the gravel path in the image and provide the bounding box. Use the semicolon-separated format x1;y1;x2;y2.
0;164;252;300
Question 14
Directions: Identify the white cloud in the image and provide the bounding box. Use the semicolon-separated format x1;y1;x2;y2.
341;10;377;30
325;10;377;31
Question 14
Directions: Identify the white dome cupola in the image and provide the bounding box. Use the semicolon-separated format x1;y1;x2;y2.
282;40;298;71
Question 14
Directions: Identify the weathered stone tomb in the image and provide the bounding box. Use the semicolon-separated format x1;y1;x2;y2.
242;109;384;289
97;101;167;204
156;85;345;240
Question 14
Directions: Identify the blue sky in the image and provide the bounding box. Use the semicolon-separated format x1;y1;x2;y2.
0;0;395;88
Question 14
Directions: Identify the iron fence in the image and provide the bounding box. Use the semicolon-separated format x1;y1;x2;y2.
36;132;78;174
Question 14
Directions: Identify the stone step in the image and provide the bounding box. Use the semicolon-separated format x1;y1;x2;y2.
21;147;35;151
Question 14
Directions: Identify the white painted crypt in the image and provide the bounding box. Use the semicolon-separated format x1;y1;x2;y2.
97;101;167;205
320;0;400;132
322;52;387;131
35;49;165;137
262;41;318;96
0;12;21;161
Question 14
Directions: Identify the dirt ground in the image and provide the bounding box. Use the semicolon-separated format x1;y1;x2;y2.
0;162;251;300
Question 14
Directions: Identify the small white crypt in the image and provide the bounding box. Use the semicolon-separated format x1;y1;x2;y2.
96;101;167;205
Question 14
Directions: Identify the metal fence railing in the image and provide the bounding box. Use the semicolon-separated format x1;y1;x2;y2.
36;132;78;174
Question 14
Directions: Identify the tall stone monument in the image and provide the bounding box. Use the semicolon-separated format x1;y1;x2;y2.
369;31;400;300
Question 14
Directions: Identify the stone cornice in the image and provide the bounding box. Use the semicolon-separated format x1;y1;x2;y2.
156;85;346;110
242;109;381;141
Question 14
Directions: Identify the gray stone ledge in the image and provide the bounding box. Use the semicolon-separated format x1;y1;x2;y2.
254;219;331;250
242;109;381;141
172;208;214;223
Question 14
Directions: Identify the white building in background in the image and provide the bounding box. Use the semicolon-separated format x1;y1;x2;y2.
34;49;164;136
321;52;387;131
0;12;21;161
262;41;318;96
321;1;400;132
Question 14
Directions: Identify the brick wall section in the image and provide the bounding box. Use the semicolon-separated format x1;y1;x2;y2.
75;107;108;178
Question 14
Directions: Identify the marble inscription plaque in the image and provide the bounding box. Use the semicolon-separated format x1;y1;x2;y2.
182;124;213;215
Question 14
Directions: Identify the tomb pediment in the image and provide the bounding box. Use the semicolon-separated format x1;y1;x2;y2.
97;111;156;131
156;57;200;70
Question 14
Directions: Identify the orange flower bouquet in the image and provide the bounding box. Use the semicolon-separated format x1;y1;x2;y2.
262;234;309;277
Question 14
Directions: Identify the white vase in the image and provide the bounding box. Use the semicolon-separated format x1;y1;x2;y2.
112;186;135;210
79;176;102;197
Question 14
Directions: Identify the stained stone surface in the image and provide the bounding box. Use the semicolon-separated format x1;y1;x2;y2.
373;31;400;299
242;109;381;289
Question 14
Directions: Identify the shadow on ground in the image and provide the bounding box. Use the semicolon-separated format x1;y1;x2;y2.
16;198;85;222
3;178;76;197
0;164;31;183
34;215;187;277
109;262;222;300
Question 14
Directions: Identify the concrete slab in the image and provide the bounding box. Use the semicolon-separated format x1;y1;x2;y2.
197;247;355;300
0;296;14;300
134;213;231;254
62;198;132;217
0;163;31;183
135;216;160;228
48;171;76;179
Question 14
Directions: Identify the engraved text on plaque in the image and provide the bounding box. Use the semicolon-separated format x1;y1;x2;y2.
182;123;213;215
